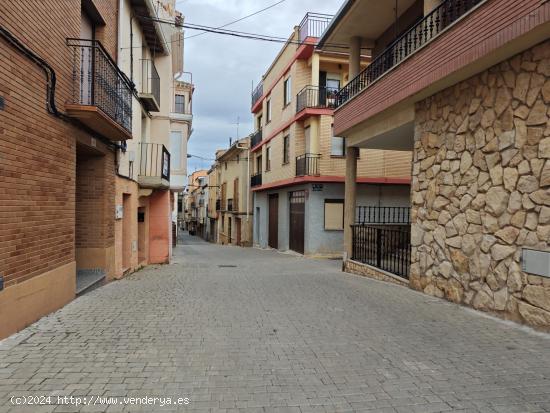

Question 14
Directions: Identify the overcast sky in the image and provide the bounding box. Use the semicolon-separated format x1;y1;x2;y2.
175;0;339;173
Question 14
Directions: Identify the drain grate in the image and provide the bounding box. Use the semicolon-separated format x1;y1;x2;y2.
218;265;237;268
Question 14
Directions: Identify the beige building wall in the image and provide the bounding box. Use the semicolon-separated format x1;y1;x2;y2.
252;40;412;187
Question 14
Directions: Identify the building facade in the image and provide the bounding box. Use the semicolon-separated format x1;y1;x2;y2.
250;13;412;257
213;138;254;247
319;0;550;329
184;170;208;236
0;0;130;338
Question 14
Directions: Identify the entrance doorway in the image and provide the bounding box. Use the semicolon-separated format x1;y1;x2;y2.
236;218;242;246
289;190;305;254
138;207;146;265
268;194;278;249
122;194;131;271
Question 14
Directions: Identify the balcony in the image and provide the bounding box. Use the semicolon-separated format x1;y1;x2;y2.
296;153;320;177
251;81;263;111
250;172;262;188
298;12;332;44
250;129;263;148
138;59;160;112
65;38;132;141
296;85;338;114
335;0;484;108
138;143;170;189
227;199;234;212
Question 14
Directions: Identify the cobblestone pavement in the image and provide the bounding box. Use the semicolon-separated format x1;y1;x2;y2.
1;234;550;413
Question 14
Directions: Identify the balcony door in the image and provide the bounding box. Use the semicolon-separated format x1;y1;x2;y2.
80;13;95;105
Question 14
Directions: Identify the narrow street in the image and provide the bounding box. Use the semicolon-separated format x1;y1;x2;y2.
1;235;550;413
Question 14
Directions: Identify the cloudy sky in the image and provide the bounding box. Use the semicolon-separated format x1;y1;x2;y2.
175;0;339;173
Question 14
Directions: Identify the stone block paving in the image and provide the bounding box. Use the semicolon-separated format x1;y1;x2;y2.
1;234;550;412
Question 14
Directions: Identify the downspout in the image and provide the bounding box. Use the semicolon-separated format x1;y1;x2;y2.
246;144;250;223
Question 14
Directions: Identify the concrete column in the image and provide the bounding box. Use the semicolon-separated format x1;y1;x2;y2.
424;0;443;15
309;118;320;154
344;146;358;259
311;53;320;87
349;36;361;79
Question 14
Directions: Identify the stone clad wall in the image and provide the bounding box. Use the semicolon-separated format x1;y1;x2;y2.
410;40;550;329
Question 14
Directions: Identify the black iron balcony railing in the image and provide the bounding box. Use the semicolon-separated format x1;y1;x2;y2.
335;0;484;108
251;172;262;187
250;129;263;148
251;81;263;107
296;85;338;113
296;153;320;177
227;199;234;212
299;12;333;43
356;206;411;225
351;225;411;279
67;38;132;132
140;59;160;109
139;143;170;181
216;199;221;211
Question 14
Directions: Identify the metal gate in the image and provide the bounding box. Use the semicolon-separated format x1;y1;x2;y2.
289;191;305;254
268;194;279;249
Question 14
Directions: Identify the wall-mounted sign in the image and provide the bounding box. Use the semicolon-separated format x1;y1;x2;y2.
312;184;324;192
115;205;124;220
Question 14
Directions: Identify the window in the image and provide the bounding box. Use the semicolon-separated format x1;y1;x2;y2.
324;199;344;230
283;135;290;164
331;125;346;157
256;155;262;174
266;147;271;171
175;94;185;113
257;115;263;130
170;131;182;169
283;77;292;106
266;98;272;123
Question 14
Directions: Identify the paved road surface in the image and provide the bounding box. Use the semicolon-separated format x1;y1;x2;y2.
1;234;550;412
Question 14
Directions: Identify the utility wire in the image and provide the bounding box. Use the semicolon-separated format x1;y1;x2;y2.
184;0;287;40
120;15;351;51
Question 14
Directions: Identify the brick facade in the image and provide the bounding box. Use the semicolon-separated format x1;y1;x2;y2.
0;0;119;338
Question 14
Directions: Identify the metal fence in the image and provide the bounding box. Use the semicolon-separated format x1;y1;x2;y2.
296;153;320;176
351;225;411;279
138;143;170;181
250;129;263;148
140;59;160;104
335;0;484;107
356;206;411;225
251;172;262;187
296;85;338;113
251;81;263;107
67;38;132;132
298;12;333;43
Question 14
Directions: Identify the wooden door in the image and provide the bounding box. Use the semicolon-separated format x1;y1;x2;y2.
268;194;278;249
236;218;241;246
289;191;305;254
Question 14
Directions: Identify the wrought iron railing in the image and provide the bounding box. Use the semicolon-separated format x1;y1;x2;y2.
299;12;333;43
335;0;484;107
351;225;411;279
251;172;262;187
227;199;234;212
67;38;132;132
251;81;263;107
296;85;338;113
140;59;160;104
251;129;263;148
138;143;170;181
296;153;320;177
356;206;411;225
